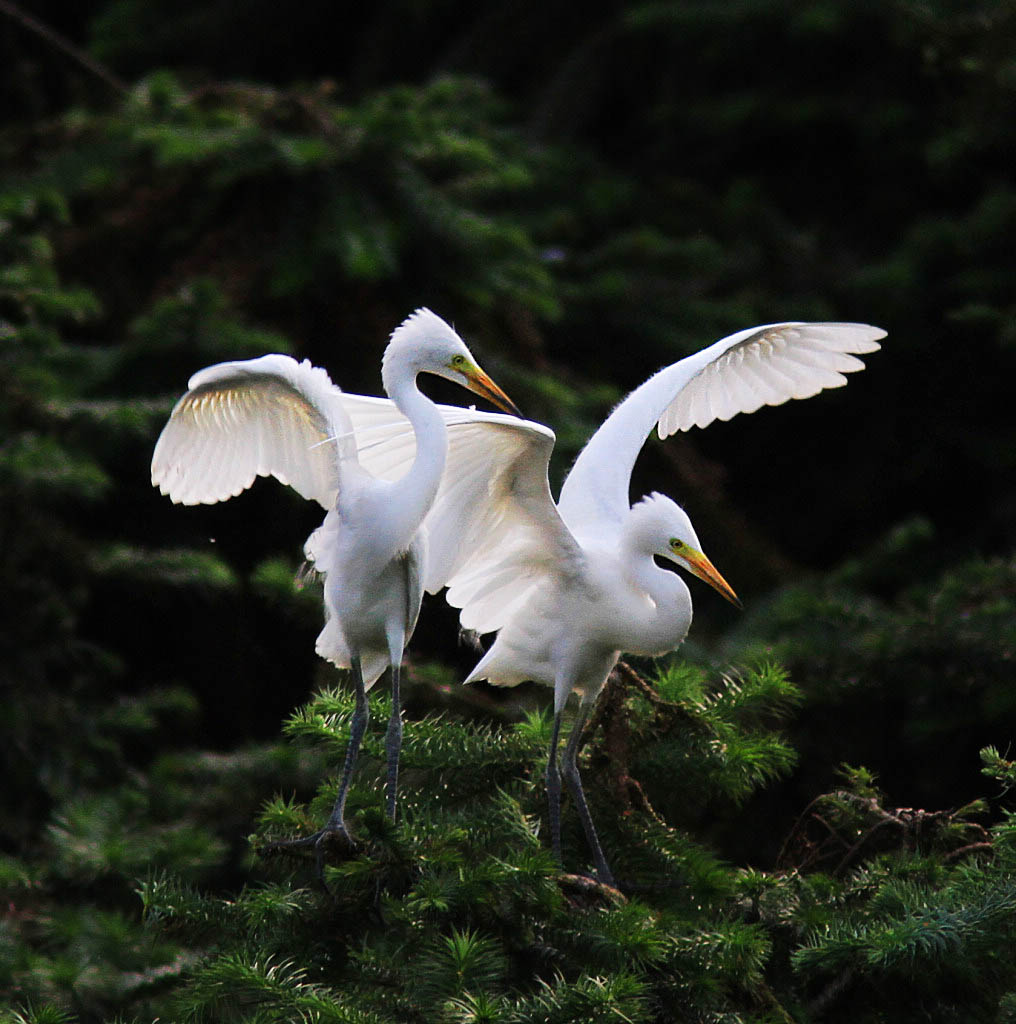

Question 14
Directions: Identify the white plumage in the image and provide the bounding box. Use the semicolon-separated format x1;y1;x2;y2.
152;313;884;883
656;322;880;434
151;308;529;850
152;354;347;508
436;320;883;886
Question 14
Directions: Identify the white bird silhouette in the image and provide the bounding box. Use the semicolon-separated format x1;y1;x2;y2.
151;309;525;853
438;321;884;885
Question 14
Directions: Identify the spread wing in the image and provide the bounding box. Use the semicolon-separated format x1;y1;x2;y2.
337;394;585;633
151;356;581;635
427;413;584;634
557;321;884;535
151;354;355;508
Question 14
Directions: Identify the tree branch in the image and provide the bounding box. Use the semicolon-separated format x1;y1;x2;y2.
0;0;127;94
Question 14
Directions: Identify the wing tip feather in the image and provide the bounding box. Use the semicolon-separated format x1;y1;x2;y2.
657;319;884;435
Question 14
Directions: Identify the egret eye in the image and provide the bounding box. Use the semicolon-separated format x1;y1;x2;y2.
451;354;467;368
670;538;685;552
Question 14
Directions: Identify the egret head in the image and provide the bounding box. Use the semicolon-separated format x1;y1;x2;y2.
385;308;521;416
635;493;741;608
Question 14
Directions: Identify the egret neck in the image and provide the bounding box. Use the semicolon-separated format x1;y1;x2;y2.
619;517;693;657
380;357;448;550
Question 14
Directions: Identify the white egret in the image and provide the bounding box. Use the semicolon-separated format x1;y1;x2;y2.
150;309;523;853
417;321;885;886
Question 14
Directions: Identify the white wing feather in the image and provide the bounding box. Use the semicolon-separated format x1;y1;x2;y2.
658;322;883;434
428;415;583;633
155;321;875;640
336;394;584;631
151;354;353;508
558;322;884;535
152;356;579;637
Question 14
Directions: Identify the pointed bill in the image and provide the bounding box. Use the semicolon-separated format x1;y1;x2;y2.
684;548;742;609
463;366;523;417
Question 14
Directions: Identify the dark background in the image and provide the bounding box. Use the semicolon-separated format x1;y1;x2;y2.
3;0;1014;857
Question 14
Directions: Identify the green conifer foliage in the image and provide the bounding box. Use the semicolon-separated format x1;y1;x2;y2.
126;660;800;1024
0;168;322;1022
115;658;1013;1024
3;2;1016;1021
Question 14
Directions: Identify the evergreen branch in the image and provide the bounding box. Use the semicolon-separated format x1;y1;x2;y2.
502;973;649;1024
550;898;669;972
3;1007;77;1024
615;659;691;715
793;876;1016;979
180;952;388;1024
409;926;508;1010
981;745;1016;796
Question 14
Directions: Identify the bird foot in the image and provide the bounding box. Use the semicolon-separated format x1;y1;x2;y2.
259;824;358;889
261;825;356;855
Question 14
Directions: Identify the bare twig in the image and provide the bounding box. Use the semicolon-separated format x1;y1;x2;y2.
806;966;856;1018
615;659;665;703
758;978;801;1024
0;0;127;94
944;841;995;863
615;658;703;730
780;788;993;874
624;775;667;827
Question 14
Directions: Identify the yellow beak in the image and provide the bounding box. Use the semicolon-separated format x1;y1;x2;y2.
684;548;742;609
463;366;523;417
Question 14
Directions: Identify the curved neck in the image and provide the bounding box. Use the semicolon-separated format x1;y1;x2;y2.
624;547;675;605
620;530;692;655
384;366;447;545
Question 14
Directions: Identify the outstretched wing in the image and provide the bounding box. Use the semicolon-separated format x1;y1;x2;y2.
337;394;585;633
557;321;884;534
151;353;353;508
427;413;584;634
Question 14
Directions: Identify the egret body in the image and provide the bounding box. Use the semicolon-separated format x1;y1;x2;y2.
151;309;521;850
433;321;885;886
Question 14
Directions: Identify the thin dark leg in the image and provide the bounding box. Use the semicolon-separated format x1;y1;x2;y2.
384;660;403;821
261;656;369;882
561;698;616;887
322;654;369;834
547;710;565;864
